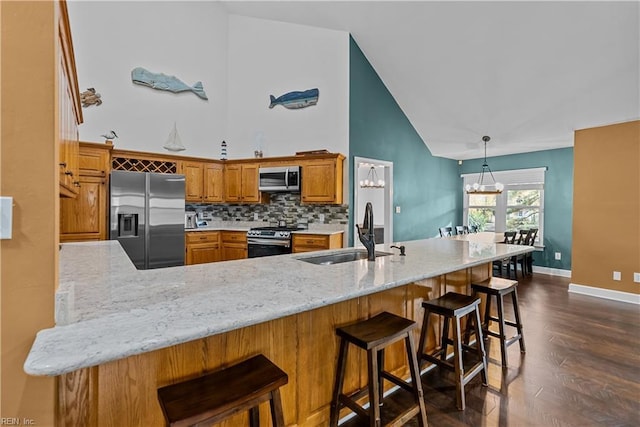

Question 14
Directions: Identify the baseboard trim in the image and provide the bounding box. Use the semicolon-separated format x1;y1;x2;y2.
568;283;640;305
532;266;572;278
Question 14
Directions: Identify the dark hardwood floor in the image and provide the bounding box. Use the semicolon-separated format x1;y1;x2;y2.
342;273;640;426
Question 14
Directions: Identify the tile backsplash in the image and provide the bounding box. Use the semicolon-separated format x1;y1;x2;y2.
187;193;349;227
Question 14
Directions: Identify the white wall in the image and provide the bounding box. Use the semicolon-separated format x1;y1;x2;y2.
67;4;350;161
68;1;228;158
226;15;349;159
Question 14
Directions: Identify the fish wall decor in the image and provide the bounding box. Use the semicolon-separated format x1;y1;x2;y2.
131;67;208;100
269;88;319;109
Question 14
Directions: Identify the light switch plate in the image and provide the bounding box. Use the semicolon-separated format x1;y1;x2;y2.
554;252;561;260
613;271;621;281
319;213;325;222
0;196;13;239
395;206;401;214
634;273;640;283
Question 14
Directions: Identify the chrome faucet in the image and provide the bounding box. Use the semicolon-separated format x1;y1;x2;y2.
356;202;376;261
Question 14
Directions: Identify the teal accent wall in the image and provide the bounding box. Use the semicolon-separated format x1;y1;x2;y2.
349;37;461;245
460;147;574;270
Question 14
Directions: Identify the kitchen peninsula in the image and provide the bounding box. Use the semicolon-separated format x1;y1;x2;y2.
26;238;532;426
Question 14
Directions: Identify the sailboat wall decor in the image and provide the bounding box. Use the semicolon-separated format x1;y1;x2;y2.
163;123;186;152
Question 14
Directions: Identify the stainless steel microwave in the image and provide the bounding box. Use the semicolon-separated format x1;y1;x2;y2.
258;166;301;192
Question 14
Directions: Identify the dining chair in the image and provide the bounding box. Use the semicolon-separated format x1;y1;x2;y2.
525;228;538;274
455;225;469;235
510;229;533;277
439;227;453;237
493;231;517;277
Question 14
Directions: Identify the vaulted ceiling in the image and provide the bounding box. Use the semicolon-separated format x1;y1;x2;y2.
222;1;639;160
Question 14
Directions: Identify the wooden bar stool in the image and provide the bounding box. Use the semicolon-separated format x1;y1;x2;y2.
329;311;428;427
417;292;487;411
157;354;288;427
470;277;525;368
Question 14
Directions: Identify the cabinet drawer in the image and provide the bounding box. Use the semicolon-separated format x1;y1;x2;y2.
186;231;220;244
292;234;330;248
221;231;247;243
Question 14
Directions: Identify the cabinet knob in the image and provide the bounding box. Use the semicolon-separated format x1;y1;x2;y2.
65;171;74;176
59;162;67;168
73;181;81;187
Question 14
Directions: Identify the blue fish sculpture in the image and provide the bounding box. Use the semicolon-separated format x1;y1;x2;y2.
269;88;319;109
131;67;208;100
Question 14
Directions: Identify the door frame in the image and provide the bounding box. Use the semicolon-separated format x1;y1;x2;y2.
353;157;394;246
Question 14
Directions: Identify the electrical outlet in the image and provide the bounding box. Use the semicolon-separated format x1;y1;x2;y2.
253;212;259;221
554;252;561;260
318;213;325;222
395;206;401;214
634;272;640;283
613;271;621;281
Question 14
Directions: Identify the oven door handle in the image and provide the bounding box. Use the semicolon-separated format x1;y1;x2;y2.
247;238;291;247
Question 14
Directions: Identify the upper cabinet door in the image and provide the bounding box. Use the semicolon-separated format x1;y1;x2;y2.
240;163;260;203
203;163;224;203
224;164;242;202
182;161;204;202
301;159;344;204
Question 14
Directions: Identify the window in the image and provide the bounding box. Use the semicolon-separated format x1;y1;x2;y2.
462;168;545;244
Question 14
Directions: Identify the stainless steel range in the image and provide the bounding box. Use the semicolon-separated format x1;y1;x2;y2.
247;226;304;258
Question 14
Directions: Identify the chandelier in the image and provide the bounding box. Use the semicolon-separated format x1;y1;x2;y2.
465;136;504;194
360;166;385;189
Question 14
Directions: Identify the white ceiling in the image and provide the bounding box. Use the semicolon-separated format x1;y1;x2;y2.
222;1;639;160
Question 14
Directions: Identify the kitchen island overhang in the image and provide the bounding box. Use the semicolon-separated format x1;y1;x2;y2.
25;237;533;426
25;237;532;376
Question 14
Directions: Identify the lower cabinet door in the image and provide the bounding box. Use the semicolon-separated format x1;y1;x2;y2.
222;243;247;261
60;175;107;242
186;243;221;265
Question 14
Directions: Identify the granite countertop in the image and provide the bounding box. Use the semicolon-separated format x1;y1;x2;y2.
186;226;251;232
184;221;345;235
291;229;344;235
25;238;531;376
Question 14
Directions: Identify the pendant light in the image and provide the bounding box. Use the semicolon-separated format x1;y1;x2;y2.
359;166;385;189
465;136;504;194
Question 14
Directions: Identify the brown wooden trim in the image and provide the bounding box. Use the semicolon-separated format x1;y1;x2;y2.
58;0;82;125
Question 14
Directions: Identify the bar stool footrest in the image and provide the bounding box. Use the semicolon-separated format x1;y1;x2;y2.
339;394;370;419
380;371;415;393
461;361;487;386
420;352;455;371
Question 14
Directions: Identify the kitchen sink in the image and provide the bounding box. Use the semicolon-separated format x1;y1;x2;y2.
298;250;392;265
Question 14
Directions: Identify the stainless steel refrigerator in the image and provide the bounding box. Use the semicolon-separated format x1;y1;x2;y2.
110;170;185;269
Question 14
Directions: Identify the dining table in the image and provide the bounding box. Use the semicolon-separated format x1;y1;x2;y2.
446;231;507;243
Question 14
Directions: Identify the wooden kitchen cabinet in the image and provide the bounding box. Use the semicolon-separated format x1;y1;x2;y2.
182;161;204;202
60;142;111;242
221;231;248;261
224;163;264;203
300;154;344;204
186;232;221;265
292;233;343;253
78;142;111;177
58;0;83;198
60;176;107;242
204;163;224;202
182;161;224;203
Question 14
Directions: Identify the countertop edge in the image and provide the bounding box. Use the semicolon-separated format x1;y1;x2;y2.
25;239;532;376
